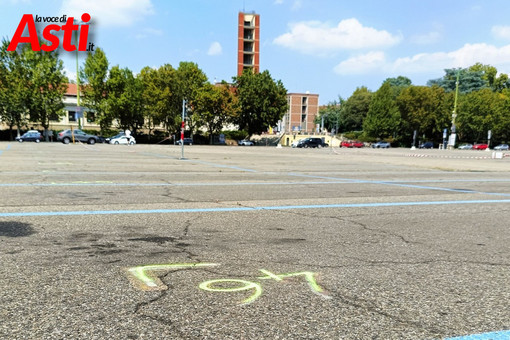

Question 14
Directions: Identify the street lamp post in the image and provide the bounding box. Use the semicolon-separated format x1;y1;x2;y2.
447;71;460;150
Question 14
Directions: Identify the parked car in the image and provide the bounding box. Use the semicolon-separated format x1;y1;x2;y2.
458;143;473;150
341;140;364;148
372;141;390;148
494;144;509;150
109;135;136;145
296;137;328;148
15;131;42;143
105;132;124;144
175;138;193;145
57;129;101;144
473;143;488;150
291;140;301;148
238;139;254;146
419;142;434;149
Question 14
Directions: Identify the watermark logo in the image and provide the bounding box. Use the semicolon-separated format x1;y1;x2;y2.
7;13;94;52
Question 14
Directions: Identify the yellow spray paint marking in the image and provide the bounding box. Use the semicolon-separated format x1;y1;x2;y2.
126;263;330;304
126;263;219;291
199;279;262;305
258;270;331;299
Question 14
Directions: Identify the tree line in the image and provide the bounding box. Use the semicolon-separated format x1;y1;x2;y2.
319;64;510;146
0;41;288;142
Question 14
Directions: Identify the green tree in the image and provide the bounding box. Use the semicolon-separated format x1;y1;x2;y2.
233;69;288;137
363;82;401;139
427;68;487;94
176;62;209;138
0;40;30;139
81;48;109;131
194;82;239;144
139;64;182;137
469;63;510;92
397;85;447;143
105;66;144;134
317;98;342;133
340;86;372;132
25;47;67;141
456;88;504;143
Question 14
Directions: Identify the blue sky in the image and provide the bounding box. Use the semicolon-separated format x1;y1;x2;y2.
2;0;510;105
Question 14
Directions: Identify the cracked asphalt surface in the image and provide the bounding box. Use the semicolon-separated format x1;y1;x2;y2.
0;142;509;339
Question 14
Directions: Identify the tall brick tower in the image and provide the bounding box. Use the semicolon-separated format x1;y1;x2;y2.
237;12;260;76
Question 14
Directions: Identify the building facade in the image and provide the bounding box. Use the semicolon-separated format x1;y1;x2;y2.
237;12;260;76
279;93;319;134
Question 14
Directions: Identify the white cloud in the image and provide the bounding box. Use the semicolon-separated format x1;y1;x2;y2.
334;51;386;75
274;0;284;4
333;43;510;75
492;26;510;40
207;41;222;56
273;18;402;55
60;0;155;27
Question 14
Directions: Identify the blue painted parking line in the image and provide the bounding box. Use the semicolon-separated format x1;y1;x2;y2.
1;199;509;218
443;329;510;340
287;173;510;198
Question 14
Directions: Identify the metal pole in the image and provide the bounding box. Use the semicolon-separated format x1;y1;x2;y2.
75;29;81;130
180;99;186;159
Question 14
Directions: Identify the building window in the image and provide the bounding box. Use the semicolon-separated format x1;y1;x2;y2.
68;111;76;122
243;54;253;65
243;41;254;52
86;111;95;123
243;29;254;40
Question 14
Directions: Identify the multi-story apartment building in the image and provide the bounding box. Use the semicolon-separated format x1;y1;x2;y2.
279;92;320;134
237;12;260;76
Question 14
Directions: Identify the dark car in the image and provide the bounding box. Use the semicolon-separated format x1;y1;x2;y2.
15;131;43;143
175;138;193;145
419;142;434;149
372;141;390;148
57;129;101;144
296;137;328;148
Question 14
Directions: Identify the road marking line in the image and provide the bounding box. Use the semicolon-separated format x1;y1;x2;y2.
1;199;509;217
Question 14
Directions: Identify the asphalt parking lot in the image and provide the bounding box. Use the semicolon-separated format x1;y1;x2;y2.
0;142;509;340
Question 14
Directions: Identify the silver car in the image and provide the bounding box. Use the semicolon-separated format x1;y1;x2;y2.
57;129;101;144
494;144;509;150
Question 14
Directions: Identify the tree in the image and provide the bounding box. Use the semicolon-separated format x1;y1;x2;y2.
25;47;67;141
339;86;372;132
0;40;30;139
105;66;144;134
363;82;401;139
233;69;288;137
176;62;209;138
397;85;447;143
139;64;182;137
427;68;487;94
81;48;109;131
0;39;66;141
194;82;239;144
456;88;504;143
317;98;342;133
469;63;510;92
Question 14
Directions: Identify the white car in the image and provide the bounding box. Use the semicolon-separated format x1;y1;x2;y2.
291;140;302;148
109;135;136;145
238;139;254;146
